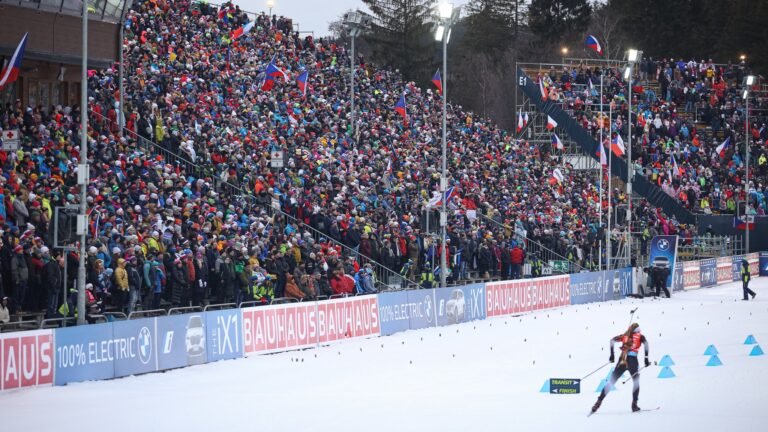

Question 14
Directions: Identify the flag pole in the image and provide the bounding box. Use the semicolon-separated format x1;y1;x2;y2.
606;92;612;270
598;73;603;271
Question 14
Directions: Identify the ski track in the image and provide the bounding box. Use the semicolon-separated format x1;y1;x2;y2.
1;279;767;432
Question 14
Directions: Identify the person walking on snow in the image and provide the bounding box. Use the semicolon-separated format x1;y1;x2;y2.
741;259;756;301
592;323;650;413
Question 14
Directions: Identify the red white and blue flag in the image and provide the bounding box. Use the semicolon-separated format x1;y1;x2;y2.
547;115;558;130
715;136;731;158
671;154;682;178
585;35;603;56
517;112;524;132
539;79;549;101
296;70;308;96
611;133;625;157
552;134;564;150
427;186;456;208
0;33;29;90
598;139;608;166
432;69;442;94
395;93;407;125
261;56;289;91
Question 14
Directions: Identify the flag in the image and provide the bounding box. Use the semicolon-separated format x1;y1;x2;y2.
715;136;731;157
546;115;558;131
517;112;524;132
734;216;754;231
597;140;608;166
0;33;29;90
588;78;594;92
231;20;255;40
552;134;564;150
260;56;289;91
671;154;682;178
296;70;308;96
549;168;565;185
432;69;442;94
585;35;603;55
524;112;529;126
395;93;407;125
611;134;625;157
427;186;456;208
288;112;298;127
539;79;548;101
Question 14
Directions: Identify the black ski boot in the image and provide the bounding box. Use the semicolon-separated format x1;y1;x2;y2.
592;395;605;413
632;401;641;412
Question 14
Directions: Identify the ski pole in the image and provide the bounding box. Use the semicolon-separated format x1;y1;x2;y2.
581;361;612;380
621;364;651;385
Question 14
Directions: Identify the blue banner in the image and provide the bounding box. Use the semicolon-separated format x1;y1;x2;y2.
205;309;242;363
732;255;744;281
54;323;116;385
648;236;678;288
699;258;717;288
569;269;632;305
672;262;684;292
377;291;413;336
111;318;157;378
157;313;207;370
612;268;633;299
761;252;768;277
406;289;436;330
434;284;486;326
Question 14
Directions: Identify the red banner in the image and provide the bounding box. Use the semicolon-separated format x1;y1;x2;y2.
1;330;54;391
486;275;570;317
242;296;380;355
683;260;700;290
716;257;732;284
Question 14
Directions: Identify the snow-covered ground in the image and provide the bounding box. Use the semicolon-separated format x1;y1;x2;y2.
2;279;767;432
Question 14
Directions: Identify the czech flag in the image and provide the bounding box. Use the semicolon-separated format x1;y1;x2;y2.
734;216;754;231
552;134;564;150
597;139;608;166
296;70;308;96
585;35;603;56
546;115;558;130
517;112;524;132
539;79;549;101
549;168;565;185
261;56;289;91
715;136;731;158
524;112;529;126
611;133;626;157
0;33;29;90
432;69;442;94
395;93;407;125
231;20;255;40
671;154;682;178
427;186;456;208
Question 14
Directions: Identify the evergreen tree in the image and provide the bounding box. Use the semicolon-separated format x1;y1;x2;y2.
528;0;591;43
361;0;435;82
463;0;526;53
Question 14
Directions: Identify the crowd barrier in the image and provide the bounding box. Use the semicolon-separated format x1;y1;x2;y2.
0;253;761;392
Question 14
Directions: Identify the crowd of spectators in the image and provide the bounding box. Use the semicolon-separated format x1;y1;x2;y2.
539;58;768;218
0;0;703;320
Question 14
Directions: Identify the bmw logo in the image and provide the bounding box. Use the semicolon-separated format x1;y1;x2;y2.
424;295;433;323
658;239;669;250
138;327;152;364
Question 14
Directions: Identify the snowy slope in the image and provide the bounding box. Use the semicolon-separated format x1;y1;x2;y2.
1;279;766;432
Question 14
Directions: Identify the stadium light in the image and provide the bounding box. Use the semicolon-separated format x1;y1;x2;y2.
266;0;274;15
623;66;631;80
740;54;747;61
434;2;461;289
561;47;569;55
743;74;756;253
627;49;640;62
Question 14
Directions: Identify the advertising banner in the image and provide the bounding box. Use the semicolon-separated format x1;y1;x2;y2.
569;269;632;305
111;318;157;378
683;261;701;290
377;291;415;336
760;252;768;277
486;275;570;317
242;296;380;355
648;235;678;289
699;258;717;288
1;330;54;391
732;255;743;282
405;289;437;331
434;284;486;326
717;257;732;284
205;309;243;363
672;262;684;292
54;323;116;385
748;253;759;276
158;313;207;370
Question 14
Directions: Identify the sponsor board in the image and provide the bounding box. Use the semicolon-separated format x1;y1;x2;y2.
699;258;717;288
569;269;632;305
206;309;242;363
672;262;684;292
434;284;486;326
1;330;54;391
54;323;116;385
648;236;678;289
760;252;768;277
242;296;380;355
112;318;157;378
683;261;701;290
717;257;732;284
486;275;570;317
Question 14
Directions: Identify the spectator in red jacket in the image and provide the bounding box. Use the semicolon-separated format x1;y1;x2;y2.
510;244;525;280
330;269;355;296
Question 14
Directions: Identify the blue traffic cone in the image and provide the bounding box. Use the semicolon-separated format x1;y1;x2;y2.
749;345;764;356
744;335;758;345
704;344;719;356
540;379;550;392
658;355;675;366
657;366;676;378
706;355;723;366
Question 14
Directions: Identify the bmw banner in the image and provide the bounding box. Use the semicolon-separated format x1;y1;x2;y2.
761;252;768;277
205;309;242;363
112;318;158;378
434;284;486;326
54;323;116;385
699;258;717;288
648;235;678;289
157;313;207;370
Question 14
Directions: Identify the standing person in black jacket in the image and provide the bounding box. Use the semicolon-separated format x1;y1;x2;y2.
43;250;63;318
741;259;756;301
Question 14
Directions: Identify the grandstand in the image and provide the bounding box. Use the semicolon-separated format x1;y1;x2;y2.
0;0;764;331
